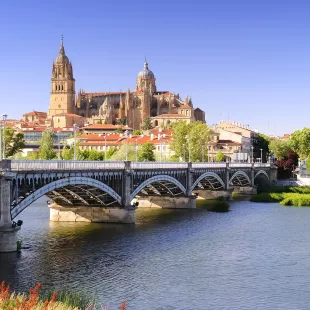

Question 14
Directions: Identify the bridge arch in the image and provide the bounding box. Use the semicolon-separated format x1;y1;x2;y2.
229;171;251;186
255;170;270;180
191;172;225;191
130;175;186;201
11;177;122;219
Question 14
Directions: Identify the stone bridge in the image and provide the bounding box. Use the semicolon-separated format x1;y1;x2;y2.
0;160;276;251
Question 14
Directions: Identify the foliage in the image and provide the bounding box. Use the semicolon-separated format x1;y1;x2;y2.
141;117;153;130
110;143;136;161
264;186;310;194
2;127;26;158
269;139;291;160
254;133;270;162
250;192;310;207
290;128;310;159
133;129;142;136
169;121;211;162
61;144;74;160
215;151;226;162
39;128;56;160
274;150;298;179
138;141;155;161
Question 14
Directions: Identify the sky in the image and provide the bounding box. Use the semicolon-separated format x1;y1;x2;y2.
0;0;310;135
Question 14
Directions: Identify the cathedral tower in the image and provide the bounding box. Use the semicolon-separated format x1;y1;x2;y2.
136;59;156;94
48;37;75;117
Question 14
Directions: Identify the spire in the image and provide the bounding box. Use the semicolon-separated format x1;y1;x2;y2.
59;34;65;55
144;57;148;69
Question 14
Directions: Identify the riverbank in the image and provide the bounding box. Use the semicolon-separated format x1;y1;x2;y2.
250;186;310;206
0;282;126;310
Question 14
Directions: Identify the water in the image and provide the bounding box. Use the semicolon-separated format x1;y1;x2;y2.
1;198;310;309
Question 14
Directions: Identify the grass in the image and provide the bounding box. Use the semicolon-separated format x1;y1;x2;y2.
0;281;127;310
196;199;230;212
250;190;310;207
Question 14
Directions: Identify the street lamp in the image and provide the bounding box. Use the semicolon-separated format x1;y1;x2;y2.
187;135;191;162
260;148;263;163
0;124;2;161
57;130;61;160
251;146;254;164
2;114;7;159
104;135;107;161
135;135;144;162
125;130;128;161
73;123;78;161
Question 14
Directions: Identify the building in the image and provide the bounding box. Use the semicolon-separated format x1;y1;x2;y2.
22;111;47;125
47;38;205;129
81;124;133;135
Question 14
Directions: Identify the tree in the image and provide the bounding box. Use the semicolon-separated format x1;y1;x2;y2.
133;129;142;136
39;128;56;160
216;151;226;162
141;117;153;130
290;128;310;159
254;134;270;162
3;127;26;158
269;139;291;160
110;143;136;161
169;121;211;162
138;141;155;161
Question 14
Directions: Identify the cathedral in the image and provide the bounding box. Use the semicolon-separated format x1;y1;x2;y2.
48;38;205;129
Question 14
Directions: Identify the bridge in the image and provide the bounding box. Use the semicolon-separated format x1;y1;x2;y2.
0;159;277;251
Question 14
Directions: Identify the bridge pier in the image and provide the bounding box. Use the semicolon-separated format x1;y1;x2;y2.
194;189;233;201
136;196;196;209
49;203;135;223
0;178;21;252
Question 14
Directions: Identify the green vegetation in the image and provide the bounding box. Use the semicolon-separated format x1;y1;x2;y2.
215;151;225;162
269;139;291;160
290;128;310;159
196;199;230;212
0;281;127;309
133;129;142;136
141;117;153;130
39;128;56;159
3;127;26;158
169;121;211;162
250;186;310;207
138;141;155;161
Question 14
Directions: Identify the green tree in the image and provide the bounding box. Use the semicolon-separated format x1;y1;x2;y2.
169;121;211;162
3;127;26;158
138;141;155;161
290;128;310;159
269;139;291;160
110;143;136;161
141;117;153;130
106;147;117;159
254;133;270;162
216;151;226;162
39;128;56;159
133;129;142;136
61;141;82;160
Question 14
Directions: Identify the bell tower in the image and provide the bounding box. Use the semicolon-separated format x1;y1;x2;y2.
48;36;75;117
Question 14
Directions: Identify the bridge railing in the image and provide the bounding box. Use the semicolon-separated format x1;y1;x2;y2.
192;163;226;168
8;160;125;171
131;162;188;169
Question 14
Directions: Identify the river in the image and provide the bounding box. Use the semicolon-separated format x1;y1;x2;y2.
1;198;310;310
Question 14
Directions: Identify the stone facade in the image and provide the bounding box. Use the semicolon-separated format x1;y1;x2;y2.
47;39;205;129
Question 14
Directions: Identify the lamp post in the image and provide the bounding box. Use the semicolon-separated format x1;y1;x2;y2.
104;135;107;161
125;130;128;161
260;148;263;163
187;135;191;162
2;114;7;159
73;123;78;161
0;124;2;161
251;146;254;164
57;131;61;159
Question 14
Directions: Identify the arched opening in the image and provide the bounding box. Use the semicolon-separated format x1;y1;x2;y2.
154;120;158;127
11;177;122;219
191;172;225;191
229;171;251;187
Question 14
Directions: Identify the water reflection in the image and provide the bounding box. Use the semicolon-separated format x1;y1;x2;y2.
2;198;310;309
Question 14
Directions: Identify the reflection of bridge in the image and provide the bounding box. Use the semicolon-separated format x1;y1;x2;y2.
0;160;277;251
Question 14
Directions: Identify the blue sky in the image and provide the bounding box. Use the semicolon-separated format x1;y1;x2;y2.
1;0;310;135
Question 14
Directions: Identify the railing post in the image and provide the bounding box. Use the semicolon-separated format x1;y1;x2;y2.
186;162;193;196
122;161;132;209
225;162;230;190
251;163;255;186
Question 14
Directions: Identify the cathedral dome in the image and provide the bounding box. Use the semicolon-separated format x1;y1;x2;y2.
55;37;69;64
138;60;155;78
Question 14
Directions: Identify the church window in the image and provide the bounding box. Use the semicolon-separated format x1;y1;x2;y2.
61;85;64;91
155;120;158;127
58;104;61;108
